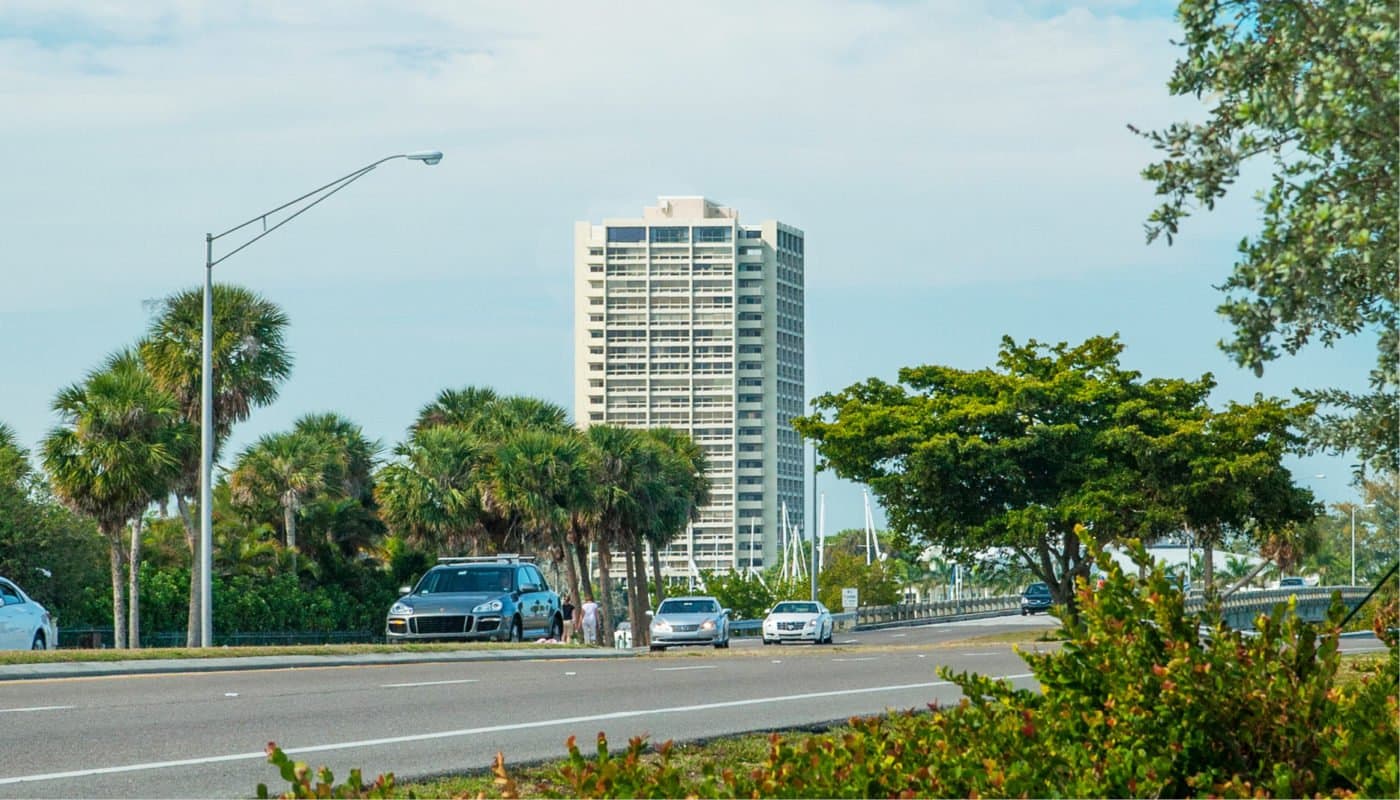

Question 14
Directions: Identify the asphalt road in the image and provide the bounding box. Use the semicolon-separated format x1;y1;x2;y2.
0;615;1058;798
0;614;1385;799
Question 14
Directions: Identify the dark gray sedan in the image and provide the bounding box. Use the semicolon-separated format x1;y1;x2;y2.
648;596;730;651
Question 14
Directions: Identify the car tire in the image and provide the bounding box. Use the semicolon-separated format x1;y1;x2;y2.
650;644;665;652
31;631;46;651
762;638;771;645
549;615;563;641
508;618;523;642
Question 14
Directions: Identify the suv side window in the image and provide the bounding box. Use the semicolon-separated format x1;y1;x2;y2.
528;566;548;593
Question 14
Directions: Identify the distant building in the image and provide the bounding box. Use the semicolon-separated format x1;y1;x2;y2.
573;197;805;576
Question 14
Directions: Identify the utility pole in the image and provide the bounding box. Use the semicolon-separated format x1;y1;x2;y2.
810;450;819;601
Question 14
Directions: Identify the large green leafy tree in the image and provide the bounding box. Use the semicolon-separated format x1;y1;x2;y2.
140;284;291;645
794;335;1314;616
1133;0;1398;474
42;351;189;648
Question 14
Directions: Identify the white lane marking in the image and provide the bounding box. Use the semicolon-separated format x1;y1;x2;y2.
0;705;74;714
962;652;999;656
654;666;717;672
839;639;859;644
917;654;927;659
0;673;1036;786
380;678;480;688
832;657;878;662
223;693;239;697
564;671;577;676
890;633;906;638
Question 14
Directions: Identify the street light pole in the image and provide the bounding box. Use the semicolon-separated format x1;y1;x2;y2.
197;150;442;646
1352;502;1376;586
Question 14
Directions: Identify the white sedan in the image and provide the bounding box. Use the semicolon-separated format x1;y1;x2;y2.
0;576;57;650
762;600;834;645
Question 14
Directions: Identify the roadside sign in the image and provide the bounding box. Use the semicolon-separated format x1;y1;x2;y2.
841;587;858;611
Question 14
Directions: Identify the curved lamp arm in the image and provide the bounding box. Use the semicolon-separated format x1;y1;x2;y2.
209;151;443;266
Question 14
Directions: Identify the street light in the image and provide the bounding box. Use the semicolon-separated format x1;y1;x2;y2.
1351;502;1376;586
198;151;442;646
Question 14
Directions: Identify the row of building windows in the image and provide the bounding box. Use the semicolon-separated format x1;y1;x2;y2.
777;230;805;254
605;226;736;244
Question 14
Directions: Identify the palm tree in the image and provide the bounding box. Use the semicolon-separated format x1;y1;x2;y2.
492;428;593;622
227;430;336;570
642;428;710;606
0;422;29;488
376;425;486;554
583;425;652;647
140;284;291;645
42;350;188;649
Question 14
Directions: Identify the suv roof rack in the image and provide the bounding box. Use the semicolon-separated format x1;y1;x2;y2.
436;554;535;564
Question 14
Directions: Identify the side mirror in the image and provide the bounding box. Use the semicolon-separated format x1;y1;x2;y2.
398;586;412;595
722;608;732;617
520;583;540;593
763;608;771;615
645;609;654;617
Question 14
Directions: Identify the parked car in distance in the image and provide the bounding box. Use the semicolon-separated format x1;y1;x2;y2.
385;556;562;643
1277;576;1306;589
0;576;56;650
648;596;730;651
1020;582;1054;615
762;600;833;645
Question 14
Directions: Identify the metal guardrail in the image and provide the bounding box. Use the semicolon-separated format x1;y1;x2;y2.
728;596;1020;636
1186;586;1368;629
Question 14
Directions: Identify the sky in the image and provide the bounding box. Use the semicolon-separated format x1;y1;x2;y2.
0;0;1378;536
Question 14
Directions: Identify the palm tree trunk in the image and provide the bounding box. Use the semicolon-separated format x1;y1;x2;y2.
283;494;298;574
574;538;593;601
176;494;201;647
623;537;642;648
107;529;128;650
559;534;581;619
630;540;650;647
597;538;615;648
650;543;666;606
128;515;144;649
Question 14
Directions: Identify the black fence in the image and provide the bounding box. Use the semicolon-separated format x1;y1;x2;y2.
57;628;382;649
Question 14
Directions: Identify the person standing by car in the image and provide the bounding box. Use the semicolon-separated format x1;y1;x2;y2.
561;594;575;642
580;597;599;645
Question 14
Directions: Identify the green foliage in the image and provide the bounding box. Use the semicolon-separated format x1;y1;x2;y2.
796;334;1314;616
816;549;900;610
257;743;398;799
1134;0;1398;474
701;568;806;620
0;462;109;625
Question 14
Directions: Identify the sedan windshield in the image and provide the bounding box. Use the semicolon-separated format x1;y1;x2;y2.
658;599;718;615
772;602;818;614
417;568;513;594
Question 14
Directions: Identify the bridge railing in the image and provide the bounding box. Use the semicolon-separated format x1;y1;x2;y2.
729;595;1021;636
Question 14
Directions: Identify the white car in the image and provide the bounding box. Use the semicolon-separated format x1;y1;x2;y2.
0;577;57;650
762;600;834;645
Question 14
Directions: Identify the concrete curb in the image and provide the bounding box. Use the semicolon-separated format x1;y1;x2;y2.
0;646;639;682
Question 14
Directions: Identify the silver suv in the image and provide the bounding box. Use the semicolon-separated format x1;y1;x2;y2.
386;556;563;643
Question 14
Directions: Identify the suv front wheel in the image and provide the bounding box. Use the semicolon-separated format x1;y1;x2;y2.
508;617;523;642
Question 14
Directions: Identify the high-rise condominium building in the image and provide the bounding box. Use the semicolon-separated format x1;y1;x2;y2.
573;196;805;577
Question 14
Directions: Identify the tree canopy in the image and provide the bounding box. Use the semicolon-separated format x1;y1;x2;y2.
1133;0;1398;475
794;335;1316;611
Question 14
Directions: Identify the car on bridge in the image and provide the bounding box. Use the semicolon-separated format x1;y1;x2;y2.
1020;582;1053;615
762;600;834;645
385;556;563;643
0;576;56;650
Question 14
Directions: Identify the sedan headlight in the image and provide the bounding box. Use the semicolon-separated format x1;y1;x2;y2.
473;599;503;614
804;619;817;628
700;619;716;631
651;619;672;633
389;602;414;616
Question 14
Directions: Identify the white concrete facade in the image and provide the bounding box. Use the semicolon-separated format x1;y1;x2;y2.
573;196;805;577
